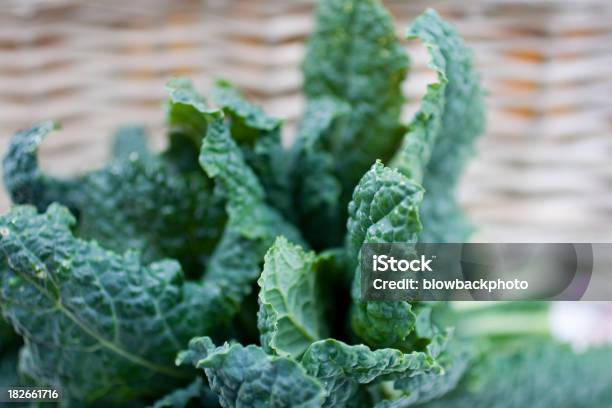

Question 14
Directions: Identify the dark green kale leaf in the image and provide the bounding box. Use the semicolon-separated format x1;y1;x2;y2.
199;119;304;246
0;204;233;404
300;339;440;408
291;97;349;249
391;9;485;243
346;161;425;349
177;337;325;408
377;340;472;407
2;122;78;212
302;0;409;212
79;160;226;276
2;122;226;277
257;237;329;358
199;119;306;333
212;80;292;219
164;77;223;172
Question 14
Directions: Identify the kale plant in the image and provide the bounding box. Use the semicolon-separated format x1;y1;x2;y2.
1;2;611;407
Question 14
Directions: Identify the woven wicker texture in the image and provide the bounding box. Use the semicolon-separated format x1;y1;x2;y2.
1;0;611;241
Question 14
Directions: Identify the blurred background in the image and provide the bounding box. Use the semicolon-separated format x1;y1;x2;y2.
1;0;611;244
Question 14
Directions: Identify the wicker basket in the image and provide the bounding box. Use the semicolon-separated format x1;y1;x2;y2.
1;0;611;241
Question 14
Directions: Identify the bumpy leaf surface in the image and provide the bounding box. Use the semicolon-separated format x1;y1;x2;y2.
303;0;409;207
77;159;225;276
300;339;438;408
200;119;303;244
346;162;423;262
392;10;485;242
377;342;471;407
212;81;292;218
257;237;328;358
200;119;306;328
346;162;424;348
178;337;325;408
0;205;228;403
